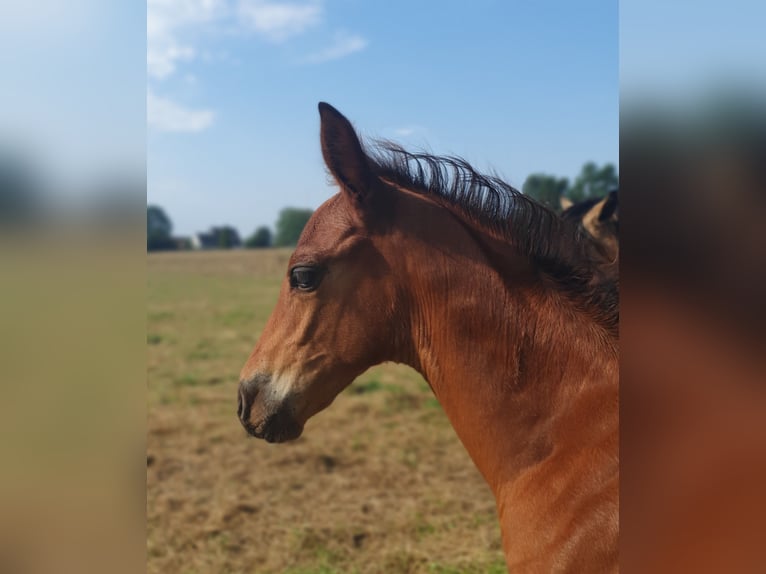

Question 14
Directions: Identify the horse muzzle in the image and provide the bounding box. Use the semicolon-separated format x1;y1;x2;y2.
237;373;303;443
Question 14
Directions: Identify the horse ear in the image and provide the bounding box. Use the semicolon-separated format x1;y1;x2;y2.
599;190;618;221
318;102;374;205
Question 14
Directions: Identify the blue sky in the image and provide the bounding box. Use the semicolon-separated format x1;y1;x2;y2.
620;0;766;102
148;0;618;237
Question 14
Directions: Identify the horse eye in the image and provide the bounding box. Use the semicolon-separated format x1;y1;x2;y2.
290;266;321;292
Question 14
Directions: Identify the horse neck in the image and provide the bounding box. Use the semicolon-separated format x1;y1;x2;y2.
382;206;618;495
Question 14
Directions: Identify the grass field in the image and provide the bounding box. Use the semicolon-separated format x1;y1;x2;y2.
147;249;505;574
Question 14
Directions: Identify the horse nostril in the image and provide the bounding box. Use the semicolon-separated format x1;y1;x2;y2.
238;373;270;428
238;386;251;424
238;379;261;425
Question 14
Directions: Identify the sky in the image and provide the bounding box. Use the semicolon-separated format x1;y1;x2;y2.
620;0;766;105
147;0;618;238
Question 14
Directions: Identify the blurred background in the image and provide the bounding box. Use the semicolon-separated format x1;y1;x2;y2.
1;1;145;574
621;1;766;572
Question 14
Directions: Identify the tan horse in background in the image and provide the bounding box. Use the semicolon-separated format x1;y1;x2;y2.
562;192;619;283
238;103;618;572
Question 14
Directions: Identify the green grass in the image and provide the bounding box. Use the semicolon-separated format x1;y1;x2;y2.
148;310;175;322
425;397;442;410
350;379;384;394
174;373;201;387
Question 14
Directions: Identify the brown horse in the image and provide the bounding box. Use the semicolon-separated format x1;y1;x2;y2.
238;103;618;572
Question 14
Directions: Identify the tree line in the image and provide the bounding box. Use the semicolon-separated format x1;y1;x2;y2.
147;161;617;251
147;206;314;252
521;161;618;212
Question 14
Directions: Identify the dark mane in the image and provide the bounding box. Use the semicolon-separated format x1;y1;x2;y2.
368;141;618;331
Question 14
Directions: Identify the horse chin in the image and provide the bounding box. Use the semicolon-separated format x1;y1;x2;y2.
245;410;304;443
263;423;303;444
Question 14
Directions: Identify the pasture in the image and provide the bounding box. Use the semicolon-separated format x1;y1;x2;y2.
147;249;505;574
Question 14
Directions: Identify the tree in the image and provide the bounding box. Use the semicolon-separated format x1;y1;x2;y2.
245;226;273;248
147;205;175;251
568;162;618;203
522;174;570;211
216;226;241;249
274;207;314;247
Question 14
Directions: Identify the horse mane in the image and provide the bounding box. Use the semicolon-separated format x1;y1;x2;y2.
368;141;618;332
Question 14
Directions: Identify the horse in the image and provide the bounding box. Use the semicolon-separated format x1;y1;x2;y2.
238;103;619;572
561;191;619;281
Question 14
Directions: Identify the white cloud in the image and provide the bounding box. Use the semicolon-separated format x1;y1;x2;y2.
148;0;327;77
146;0;366;137
387;125;430;138
147;90;215;133
148;42;196;80
238;0;322;42
304;30;367;63
147;0;226;79
393;127;415;137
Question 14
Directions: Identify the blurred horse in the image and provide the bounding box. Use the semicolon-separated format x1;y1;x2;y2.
238;103;618;572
